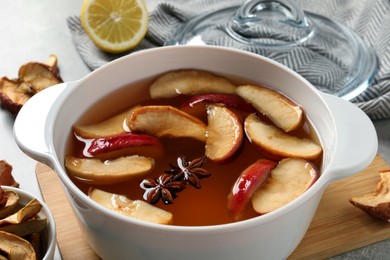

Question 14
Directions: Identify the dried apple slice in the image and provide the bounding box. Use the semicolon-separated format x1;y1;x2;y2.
0;231;36;260
251;158;319;214
0;218;47;238
0;55;63;114
149;70;236;99
89;188;173;225
227;159;277;220
82;132;164;160
245;114;322;160
18;55;63;93
205;105;244;163
180;93;255;118
237;85;303;132
0;77;31;114
0;160;19;187
0;199;42;226
65;155;154;185
128;105;207;142
74;105;141;138
0;190;19;219
350;170;390;221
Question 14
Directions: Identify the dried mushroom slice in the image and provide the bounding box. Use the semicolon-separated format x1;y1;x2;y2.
0;77;31;114
0;190;19;219
350;170;390;221
0;231;36;260
0;199;42;226
0;160;20;188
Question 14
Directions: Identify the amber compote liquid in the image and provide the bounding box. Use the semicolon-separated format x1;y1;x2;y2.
66;85;322;226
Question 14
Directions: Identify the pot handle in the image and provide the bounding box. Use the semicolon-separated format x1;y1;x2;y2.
321;93;378;184
13;81;78;166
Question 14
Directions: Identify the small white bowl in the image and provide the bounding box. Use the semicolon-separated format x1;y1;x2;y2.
1;186;56;260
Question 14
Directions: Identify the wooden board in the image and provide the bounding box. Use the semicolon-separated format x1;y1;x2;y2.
36;155;390;260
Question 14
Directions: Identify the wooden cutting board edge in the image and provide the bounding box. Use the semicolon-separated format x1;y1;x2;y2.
35;155;390;260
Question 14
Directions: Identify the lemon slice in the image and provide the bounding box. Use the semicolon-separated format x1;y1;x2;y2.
80;0;149;53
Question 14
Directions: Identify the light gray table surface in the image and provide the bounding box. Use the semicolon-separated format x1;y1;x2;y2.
1;1;390;259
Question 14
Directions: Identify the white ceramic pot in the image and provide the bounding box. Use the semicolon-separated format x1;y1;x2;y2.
13;46;377;260
1;186;57;260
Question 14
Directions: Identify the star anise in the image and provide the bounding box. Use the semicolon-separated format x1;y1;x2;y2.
140;173;185;205
140;156;212;205
165;156;211;189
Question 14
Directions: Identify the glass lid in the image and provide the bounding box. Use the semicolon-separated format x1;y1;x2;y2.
165;0;378;100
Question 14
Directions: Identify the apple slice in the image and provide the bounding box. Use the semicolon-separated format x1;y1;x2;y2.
149;70;236;99
236;85;303;132
65;155;154;185
73;105;140;139
89;188;172;225
80;132;164;160
205;105;244;163
251;158;319;214
180;93;255;118
227;159;277;220
128;105;207;142
245;113;322;160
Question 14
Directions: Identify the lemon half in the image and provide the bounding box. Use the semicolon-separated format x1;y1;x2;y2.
80;0;149;54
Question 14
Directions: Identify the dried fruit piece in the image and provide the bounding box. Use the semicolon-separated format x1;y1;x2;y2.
89;188;173;224
0;188;48;258
0;231;36;260
18;59;62;93
244;114;322;160
0;199;42;226
0;161;19;187
0;189;7;209
73;105;141;138
205;105;244;163
128;105;207;142
251;158;319;214
237;85;303;132
350;170;390;221
28;232;43;260
0;55;63;114
149;70;236;99
65;155;155;185
227;159;277;220
0;77;30;114
0;191;19;219
0;218;47;238
81;132;164;160
180;93;255;118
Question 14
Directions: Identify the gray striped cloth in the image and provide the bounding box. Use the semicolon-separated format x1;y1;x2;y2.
67;0;390;119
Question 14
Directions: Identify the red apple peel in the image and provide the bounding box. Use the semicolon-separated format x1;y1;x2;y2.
227;159;277;220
